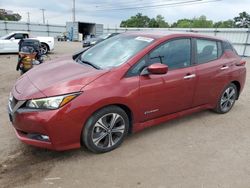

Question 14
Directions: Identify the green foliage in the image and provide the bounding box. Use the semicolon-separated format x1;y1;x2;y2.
214;20;235;28
234;11;250;28
155;15;169;28
120;12;250;28
171;19;192;28
120;13;150;28
192;15;213;28
0;9;22;21
171;16;213;28
120;13;169;28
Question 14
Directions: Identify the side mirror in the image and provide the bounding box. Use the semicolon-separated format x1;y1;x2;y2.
147;63;168;75
10;37;15;40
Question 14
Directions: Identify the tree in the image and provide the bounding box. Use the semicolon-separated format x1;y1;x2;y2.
155;15;169;28
192;15;213;28
120;13;150;28
234;11;250;28
0;9;22;21
149;18;159;28
214;20;235;28
172;19;193;28
120;13;169;28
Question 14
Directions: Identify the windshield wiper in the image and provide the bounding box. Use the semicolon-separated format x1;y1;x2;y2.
77;59;101;70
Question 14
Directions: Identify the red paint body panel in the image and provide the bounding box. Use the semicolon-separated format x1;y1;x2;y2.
8;32;246;151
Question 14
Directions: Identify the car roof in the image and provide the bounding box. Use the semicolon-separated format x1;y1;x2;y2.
9;31;29;35
121;31;224;41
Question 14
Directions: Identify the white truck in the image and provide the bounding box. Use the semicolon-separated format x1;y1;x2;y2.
0;31;54;54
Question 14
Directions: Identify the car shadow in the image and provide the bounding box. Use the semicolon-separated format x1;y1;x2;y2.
0;110;215;187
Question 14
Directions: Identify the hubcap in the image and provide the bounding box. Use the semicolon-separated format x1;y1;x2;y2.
91;113;125;149
220;86;236;112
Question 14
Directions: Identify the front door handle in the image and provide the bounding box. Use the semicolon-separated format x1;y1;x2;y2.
220;65;229;70
184;74;196;79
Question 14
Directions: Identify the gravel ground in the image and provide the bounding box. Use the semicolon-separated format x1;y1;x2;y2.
0;42;249;188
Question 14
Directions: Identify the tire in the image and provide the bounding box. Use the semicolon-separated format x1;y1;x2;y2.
214;83;238;114
40;43;49;54
83;106;129;153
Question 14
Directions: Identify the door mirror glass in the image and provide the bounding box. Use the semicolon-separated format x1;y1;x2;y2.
147;63;168;74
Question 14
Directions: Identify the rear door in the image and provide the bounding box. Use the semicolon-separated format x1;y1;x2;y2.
192;38;231;107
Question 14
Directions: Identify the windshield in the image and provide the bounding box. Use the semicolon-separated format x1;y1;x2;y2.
80;35;154;68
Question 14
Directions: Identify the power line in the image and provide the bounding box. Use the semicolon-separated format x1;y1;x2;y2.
94;0;176;8
85;0;221;12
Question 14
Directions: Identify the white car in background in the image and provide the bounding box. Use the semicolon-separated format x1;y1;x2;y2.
0;31;54;54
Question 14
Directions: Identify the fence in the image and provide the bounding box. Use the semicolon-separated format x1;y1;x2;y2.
104;27;250;56
1;21;249;56
0;21;66;37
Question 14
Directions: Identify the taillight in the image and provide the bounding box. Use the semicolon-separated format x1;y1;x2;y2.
236;60;246;66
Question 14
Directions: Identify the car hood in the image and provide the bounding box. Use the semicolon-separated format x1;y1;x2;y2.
13;56;108;100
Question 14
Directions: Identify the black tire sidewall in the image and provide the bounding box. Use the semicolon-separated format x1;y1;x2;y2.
83;106;129;153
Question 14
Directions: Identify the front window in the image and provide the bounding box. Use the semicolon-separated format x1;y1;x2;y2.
149;38;191;69
80;35;154;69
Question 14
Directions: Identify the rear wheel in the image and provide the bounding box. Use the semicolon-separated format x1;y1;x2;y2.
214;83;237;114
83;106;129;153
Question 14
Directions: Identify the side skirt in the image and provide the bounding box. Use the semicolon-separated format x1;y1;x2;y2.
132;104;211;133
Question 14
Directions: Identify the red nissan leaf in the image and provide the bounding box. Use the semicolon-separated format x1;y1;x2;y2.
8;32;246;153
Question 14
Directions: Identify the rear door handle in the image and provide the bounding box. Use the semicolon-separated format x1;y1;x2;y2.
220;65;229;70
184;74;196;79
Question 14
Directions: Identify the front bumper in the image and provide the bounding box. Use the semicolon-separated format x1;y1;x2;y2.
8;103;83;151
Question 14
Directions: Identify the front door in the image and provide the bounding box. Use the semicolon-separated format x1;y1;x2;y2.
138;38;196;122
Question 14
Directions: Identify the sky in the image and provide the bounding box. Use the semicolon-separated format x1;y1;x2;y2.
0;0;249;27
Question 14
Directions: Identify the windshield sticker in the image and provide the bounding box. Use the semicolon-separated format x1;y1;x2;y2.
135;36;154;43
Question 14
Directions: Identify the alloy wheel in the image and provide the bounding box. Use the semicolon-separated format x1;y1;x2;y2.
91;113;125;149
220;86;236;112
40;43;48;54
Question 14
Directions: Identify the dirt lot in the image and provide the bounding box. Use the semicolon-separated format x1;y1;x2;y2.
0;42;249;188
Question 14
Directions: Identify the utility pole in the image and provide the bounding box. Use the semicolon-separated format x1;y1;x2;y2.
27;12;30;23
40;8;45;24
72;0;76;22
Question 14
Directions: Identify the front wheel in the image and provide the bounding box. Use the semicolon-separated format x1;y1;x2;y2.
83;106;129;153
40;43;49;54
214;83;238;114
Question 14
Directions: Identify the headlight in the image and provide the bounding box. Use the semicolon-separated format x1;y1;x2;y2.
26;92;81;110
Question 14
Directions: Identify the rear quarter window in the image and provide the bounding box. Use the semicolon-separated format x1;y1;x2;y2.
222;41;238;55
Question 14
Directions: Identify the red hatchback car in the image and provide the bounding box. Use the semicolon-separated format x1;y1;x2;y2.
8;32;246;153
